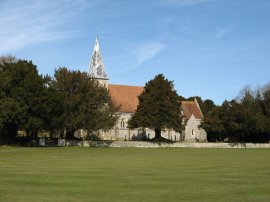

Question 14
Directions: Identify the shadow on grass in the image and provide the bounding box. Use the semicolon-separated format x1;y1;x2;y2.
229;142;247;148
146;137;175;145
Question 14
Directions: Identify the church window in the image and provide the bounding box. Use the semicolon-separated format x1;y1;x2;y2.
192;130;195;136
120;119;125;128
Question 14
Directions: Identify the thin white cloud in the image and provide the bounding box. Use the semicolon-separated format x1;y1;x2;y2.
0;0;92;53
134;42;165;64
159;0;213;7
114;41;165;71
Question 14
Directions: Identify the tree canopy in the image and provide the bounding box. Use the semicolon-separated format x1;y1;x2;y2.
0;59;46;142
53;67;118;139
0;58;118;144
128;74;183;140
201;88;270;143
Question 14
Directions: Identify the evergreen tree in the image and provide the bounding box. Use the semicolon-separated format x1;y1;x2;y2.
42;75;65;138
0;97;23;144
0;60;46;142
202;90;270;143
200;103;226;142
262;89;270;118
128;74;183;140
203;99;216;115
53;68;118;139
261;89;270;138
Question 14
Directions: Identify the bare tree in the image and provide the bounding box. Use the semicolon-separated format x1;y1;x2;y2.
262;81;270;93
236;85;254;102
0;55;18;65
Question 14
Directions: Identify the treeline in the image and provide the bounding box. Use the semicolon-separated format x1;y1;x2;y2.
0;56;118;144
194;86;270;143
1;56;269;144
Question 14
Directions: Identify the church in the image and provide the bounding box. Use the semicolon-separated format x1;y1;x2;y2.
88;38;207;142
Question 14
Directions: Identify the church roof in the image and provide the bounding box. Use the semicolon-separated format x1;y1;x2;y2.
181;101;203;119
108;84;204;119
108;84;144;113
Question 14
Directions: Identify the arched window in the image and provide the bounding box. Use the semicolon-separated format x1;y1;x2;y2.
191;130;195;136
120;119;125;128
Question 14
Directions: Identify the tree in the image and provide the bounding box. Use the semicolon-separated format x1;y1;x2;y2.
0;97;24;144
203;99;216;115
53;68;118;139
0;55;18;66
41;75;65;137
262;89;270;118
261;89;270;138
202;92;270;143
0;59;46;142
227;100;268;142
128;74;183;140
238;90;270;142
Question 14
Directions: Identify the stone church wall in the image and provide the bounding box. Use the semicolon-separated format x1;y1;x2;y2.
75;112;205;142
184;115;207;142
100;112;182;141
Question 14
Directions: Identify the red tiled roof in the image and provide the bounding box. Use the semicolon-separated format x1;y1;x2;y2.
181;101;203;119
108;84;144;113
109;84;204;119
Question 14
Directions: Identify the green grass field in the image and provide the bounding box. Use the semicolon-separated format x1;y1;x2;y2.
0;147;269;202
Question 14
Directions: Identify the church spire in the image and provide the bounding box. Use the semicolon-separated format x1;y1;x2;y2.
89;37;108;80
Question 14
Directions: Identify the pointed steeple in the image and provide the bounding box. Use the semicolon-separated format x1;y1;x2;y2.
89;37;108;80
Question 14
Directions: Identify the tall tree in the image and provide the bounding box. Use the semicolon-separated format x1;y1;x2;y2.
262;89;270;118
0;60;46;141
203;99;216;115
41;75;65;137
261;89;270;137
53;68;118;139
0;96;24;144
202;92;270;143
128;74;183;140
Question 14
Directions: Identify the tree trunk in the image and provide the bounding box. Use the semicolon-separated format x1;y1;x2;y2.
66;129;75;140
154;128;161;140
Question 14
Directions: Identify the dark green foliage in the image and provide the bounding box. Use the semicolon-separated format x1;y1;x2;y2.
0;59;118;144
200;104;225;142
128;74;183;140
261;89;270;135
53;68;118;139
202;90;270;143
202;99;216;115
262;89;270;118
42;76;65;137
0;97;23;144
0;60;46;142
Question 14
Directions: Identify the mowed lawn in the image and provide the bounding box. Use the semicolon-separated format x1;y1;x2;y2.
0;147;270;202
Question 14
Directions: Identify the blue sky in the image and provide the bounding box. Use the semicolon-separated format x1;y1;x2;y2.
1;0;270;104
